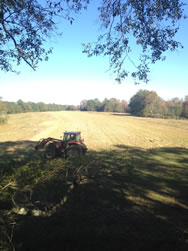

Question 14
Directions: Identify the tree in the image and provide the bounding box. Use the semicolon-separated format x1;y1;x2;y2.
80;100;88;111
65;105;79;110
166;97;183;118
102;98;113;112
0;97;8;123
86;99;97;111
0;0;186;82
108;98;123;112
121;100;129;113
80;98;101;111
182;95;188;118
5;101;23;113
129;90;146;116
129;89;164;117
17;99;28;112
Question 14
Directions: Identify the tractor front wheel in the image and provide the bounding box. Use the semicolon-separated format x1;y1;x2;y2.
44;150;55;159
44;143;56;159
65;145;82;159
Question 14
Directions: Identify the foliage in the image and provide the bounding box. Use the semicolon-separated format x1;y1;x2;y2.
83;0;186;83
80;98;128;113
2;93;188;119
0;0;89;72
1;99;67;114
0;97;8;123
0;0;186;83
182;96;188;118
129;89;163;117
129;89;186;118
65;104;80;111
165;97;184;118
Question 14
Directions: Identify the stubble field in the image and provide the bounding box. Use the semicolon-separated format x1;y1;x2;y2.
1;110;188;149
0;111;188;251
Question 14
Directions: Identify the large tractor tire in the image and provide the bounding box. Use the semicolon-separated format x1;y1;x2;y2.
65;145;82;159
44;143;56;159
80;143;87;155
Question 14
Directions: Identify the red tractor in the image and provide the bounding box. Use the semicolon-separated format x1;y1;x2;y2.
35;131;87;159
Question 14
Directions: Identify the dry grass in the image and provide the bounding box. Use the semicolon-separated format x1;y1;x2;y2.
1;111;188;150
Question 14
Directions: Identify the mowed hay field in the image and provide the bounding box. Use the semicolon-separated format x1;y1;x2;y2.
0;111;188;251
1;111;188;149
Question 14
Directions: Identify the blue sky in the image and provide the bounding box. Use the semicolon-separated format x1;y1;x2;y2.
0;1;188;105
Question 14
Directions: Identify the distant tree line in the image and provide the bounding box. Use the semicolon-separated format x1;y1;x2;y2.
80;91;188;119
0;97;8;123
129;90;188;119
2;99;68;114
80;98;128;113
1;90;188;124
0;99;80;122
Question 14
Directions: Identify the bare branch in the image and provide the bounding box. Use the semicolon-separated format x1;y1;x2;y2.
0;181;15;190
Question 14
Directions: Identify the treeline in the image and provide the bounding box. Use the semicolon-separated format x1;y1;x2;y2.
80;98;128;113
80;90;188;119
0;99;80;114
0;97;7;123
1;90;188;123
129;90;188;119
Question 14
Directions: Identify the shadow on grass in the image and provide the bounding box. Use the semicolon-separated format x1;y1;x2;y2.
0;141;188;251
0;140;40;173
111;113;131;116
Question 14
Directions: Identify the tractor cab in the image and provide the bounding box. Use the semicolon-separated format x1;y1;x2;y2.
63;131;82;143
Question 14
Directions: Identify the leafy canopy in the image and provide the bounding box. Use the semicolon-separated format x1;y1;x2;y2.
0;0;186;82
0;0;89;72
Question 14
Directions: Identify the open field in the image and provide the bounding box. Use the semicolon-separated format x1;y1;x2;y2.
1;111;188;149
0;111;188;251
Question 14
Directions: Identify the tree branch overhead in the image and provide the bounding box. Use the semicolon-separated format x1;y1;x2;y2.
0;0;186;83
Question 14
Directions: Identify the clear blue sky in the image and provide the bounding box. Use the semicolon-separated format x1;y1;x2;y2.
0;1;188;105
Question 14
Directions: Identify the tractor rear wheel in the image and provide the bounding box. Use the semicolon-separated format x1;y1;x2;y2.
66;145;82;159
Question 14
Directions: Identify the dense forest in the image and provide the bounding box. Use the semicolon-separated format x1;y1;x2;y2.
0;90;188;123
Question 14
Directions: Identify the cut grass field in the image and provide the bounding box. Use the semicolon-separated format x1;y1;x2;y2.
1;111;188;148
0;111;188;251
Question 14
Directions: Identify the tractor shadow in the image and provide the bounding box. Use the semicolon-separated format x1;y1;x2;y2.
0;141;188;251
